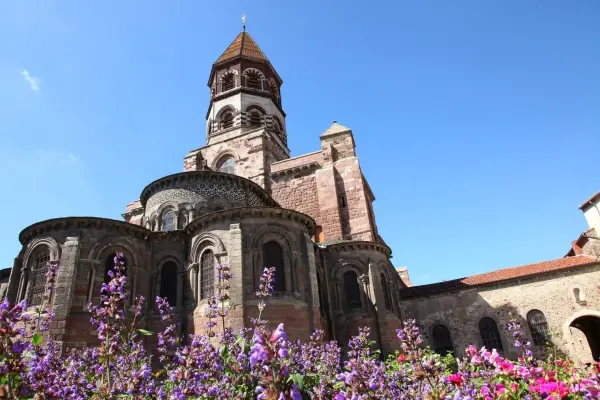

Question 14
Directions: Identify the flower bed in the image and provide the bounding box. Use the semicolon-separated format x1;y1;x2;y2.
0;254;598;399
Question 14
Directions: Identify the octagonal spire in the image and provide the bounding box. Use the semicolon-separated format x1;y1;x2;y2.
215;31;269;64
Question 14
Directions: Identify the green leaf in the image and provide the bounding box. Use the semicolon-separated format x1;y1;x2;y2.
32;332;42;346
136;328;153;336
220;345;229;358
287;373;304;389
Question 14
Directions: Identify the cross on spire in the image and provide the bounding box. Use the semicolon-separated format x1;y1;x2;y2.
242;14;247;31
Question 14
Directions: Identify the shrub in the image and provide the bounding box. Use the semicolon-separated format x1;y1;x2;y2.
0;254;598;399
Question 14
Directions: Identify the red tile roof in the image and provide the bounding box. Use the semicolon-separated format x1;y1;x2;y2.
400;255;599;298
566;228;597;257
215;31;269;64
579;190;600;210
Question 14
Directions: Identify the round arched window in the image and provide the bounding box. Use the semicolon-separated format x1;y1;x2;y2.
217;156;235;174
162;210;175;232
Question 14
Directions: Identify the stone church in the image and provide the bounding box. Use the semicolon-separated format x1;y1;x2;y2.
5;28;404;354
4;28;600;363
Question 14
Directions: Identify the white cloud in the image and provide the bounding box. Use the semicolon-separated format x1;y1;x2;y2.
21;69;40;91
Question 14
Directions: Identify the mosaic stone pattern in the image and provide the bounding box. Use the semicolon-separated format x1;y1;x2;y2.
146;180;266;212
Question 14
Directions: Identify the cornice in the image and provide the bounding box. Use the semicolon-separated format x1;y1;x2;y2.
19;217;151;245
321;240;392;258
139;170;279;209
185;206;316;236
271;161;320;177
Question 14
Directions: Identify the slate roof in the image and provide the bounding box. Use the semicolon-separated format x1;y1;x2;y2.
215;31;269;64
400;255;599;298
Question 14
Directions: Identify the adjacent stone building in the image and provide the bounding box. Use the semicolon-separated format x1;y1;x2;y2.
399;191;600;365
5;28;404;354
4;27;599;364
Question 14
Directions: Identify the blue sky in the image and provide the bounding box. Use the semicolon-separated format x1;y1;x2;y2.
1;1;598;285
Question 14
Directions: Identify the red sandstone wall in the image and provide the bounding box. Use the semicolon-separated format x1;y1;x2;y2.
271;172;321;227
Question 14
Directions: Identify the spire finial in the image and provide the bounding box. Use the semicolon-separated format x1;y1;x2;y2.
242;13;247;31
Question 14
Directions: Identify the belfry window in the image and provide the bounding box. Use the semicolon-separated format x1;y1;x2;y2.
221;111;234;130
272;117;282;133
222;73;235;92
343;270;361;310
527;310;551;346
162;210;175;232
432;325;454;355
217;156;235;174
159;262;178;307
24;248;50;306
263;241;285;292
249;111;262;127
479;317;503;351
245;70;262;89
200;250;215;300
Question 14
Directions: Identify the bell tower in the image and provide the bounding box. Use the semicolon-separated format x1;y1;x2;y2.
183;23;290;190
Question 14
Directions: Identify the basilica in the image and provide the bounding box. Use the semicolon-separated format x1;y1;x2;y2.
5;28;404;354
4;28;600;363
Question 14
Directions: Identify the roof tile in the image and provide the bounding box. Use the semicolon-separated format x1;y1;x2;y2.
215;31;269;64
400;255;599;298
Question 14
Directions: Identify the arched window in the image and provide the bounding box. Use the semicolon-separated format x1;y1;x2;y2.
162;210;175;232
317;272;327;317
221;73;235;92
527;310;551;346
249;111;262;127
380;274;392;311
343;270;361;310
217;156;235;174
432;324;454;355
245;70;262;89
221;110;234;129
103;253;128;289
479;317;503;351
263;241;285;292
159;262;178;307
574;288;586;303
314;226;325;243
272;116;283;133
200;250;215;300
25;247;50;306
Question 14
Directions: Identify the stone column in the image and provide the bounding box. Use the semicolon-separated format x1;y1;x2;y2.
284;256;293;295
189;209;195;223
16;265;28;304
368;263;389;355
303;232;319;333
177;266;184;311
52;237;81;348
358;273;370;309
228;224;244;332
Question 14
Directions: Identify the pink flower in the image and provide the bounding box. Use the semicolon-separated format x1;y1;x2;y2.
448;373;463;385
530;380;569;398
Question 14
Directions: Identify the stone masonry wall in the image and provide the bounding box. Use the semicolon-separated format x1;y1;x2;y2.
321;245;403;356
399;263;600;363
271;171;321;233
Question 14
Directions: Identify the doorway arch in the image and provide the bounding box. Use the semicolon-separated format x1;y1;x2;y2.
563;310;600;365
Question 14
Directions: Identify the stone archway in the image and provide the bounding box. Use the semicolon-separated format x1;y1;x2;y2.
570;316;600;364
563;310;600;365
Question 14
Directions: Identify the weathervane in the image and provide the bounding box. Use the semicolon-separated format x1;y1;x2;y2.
242;14;247;31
